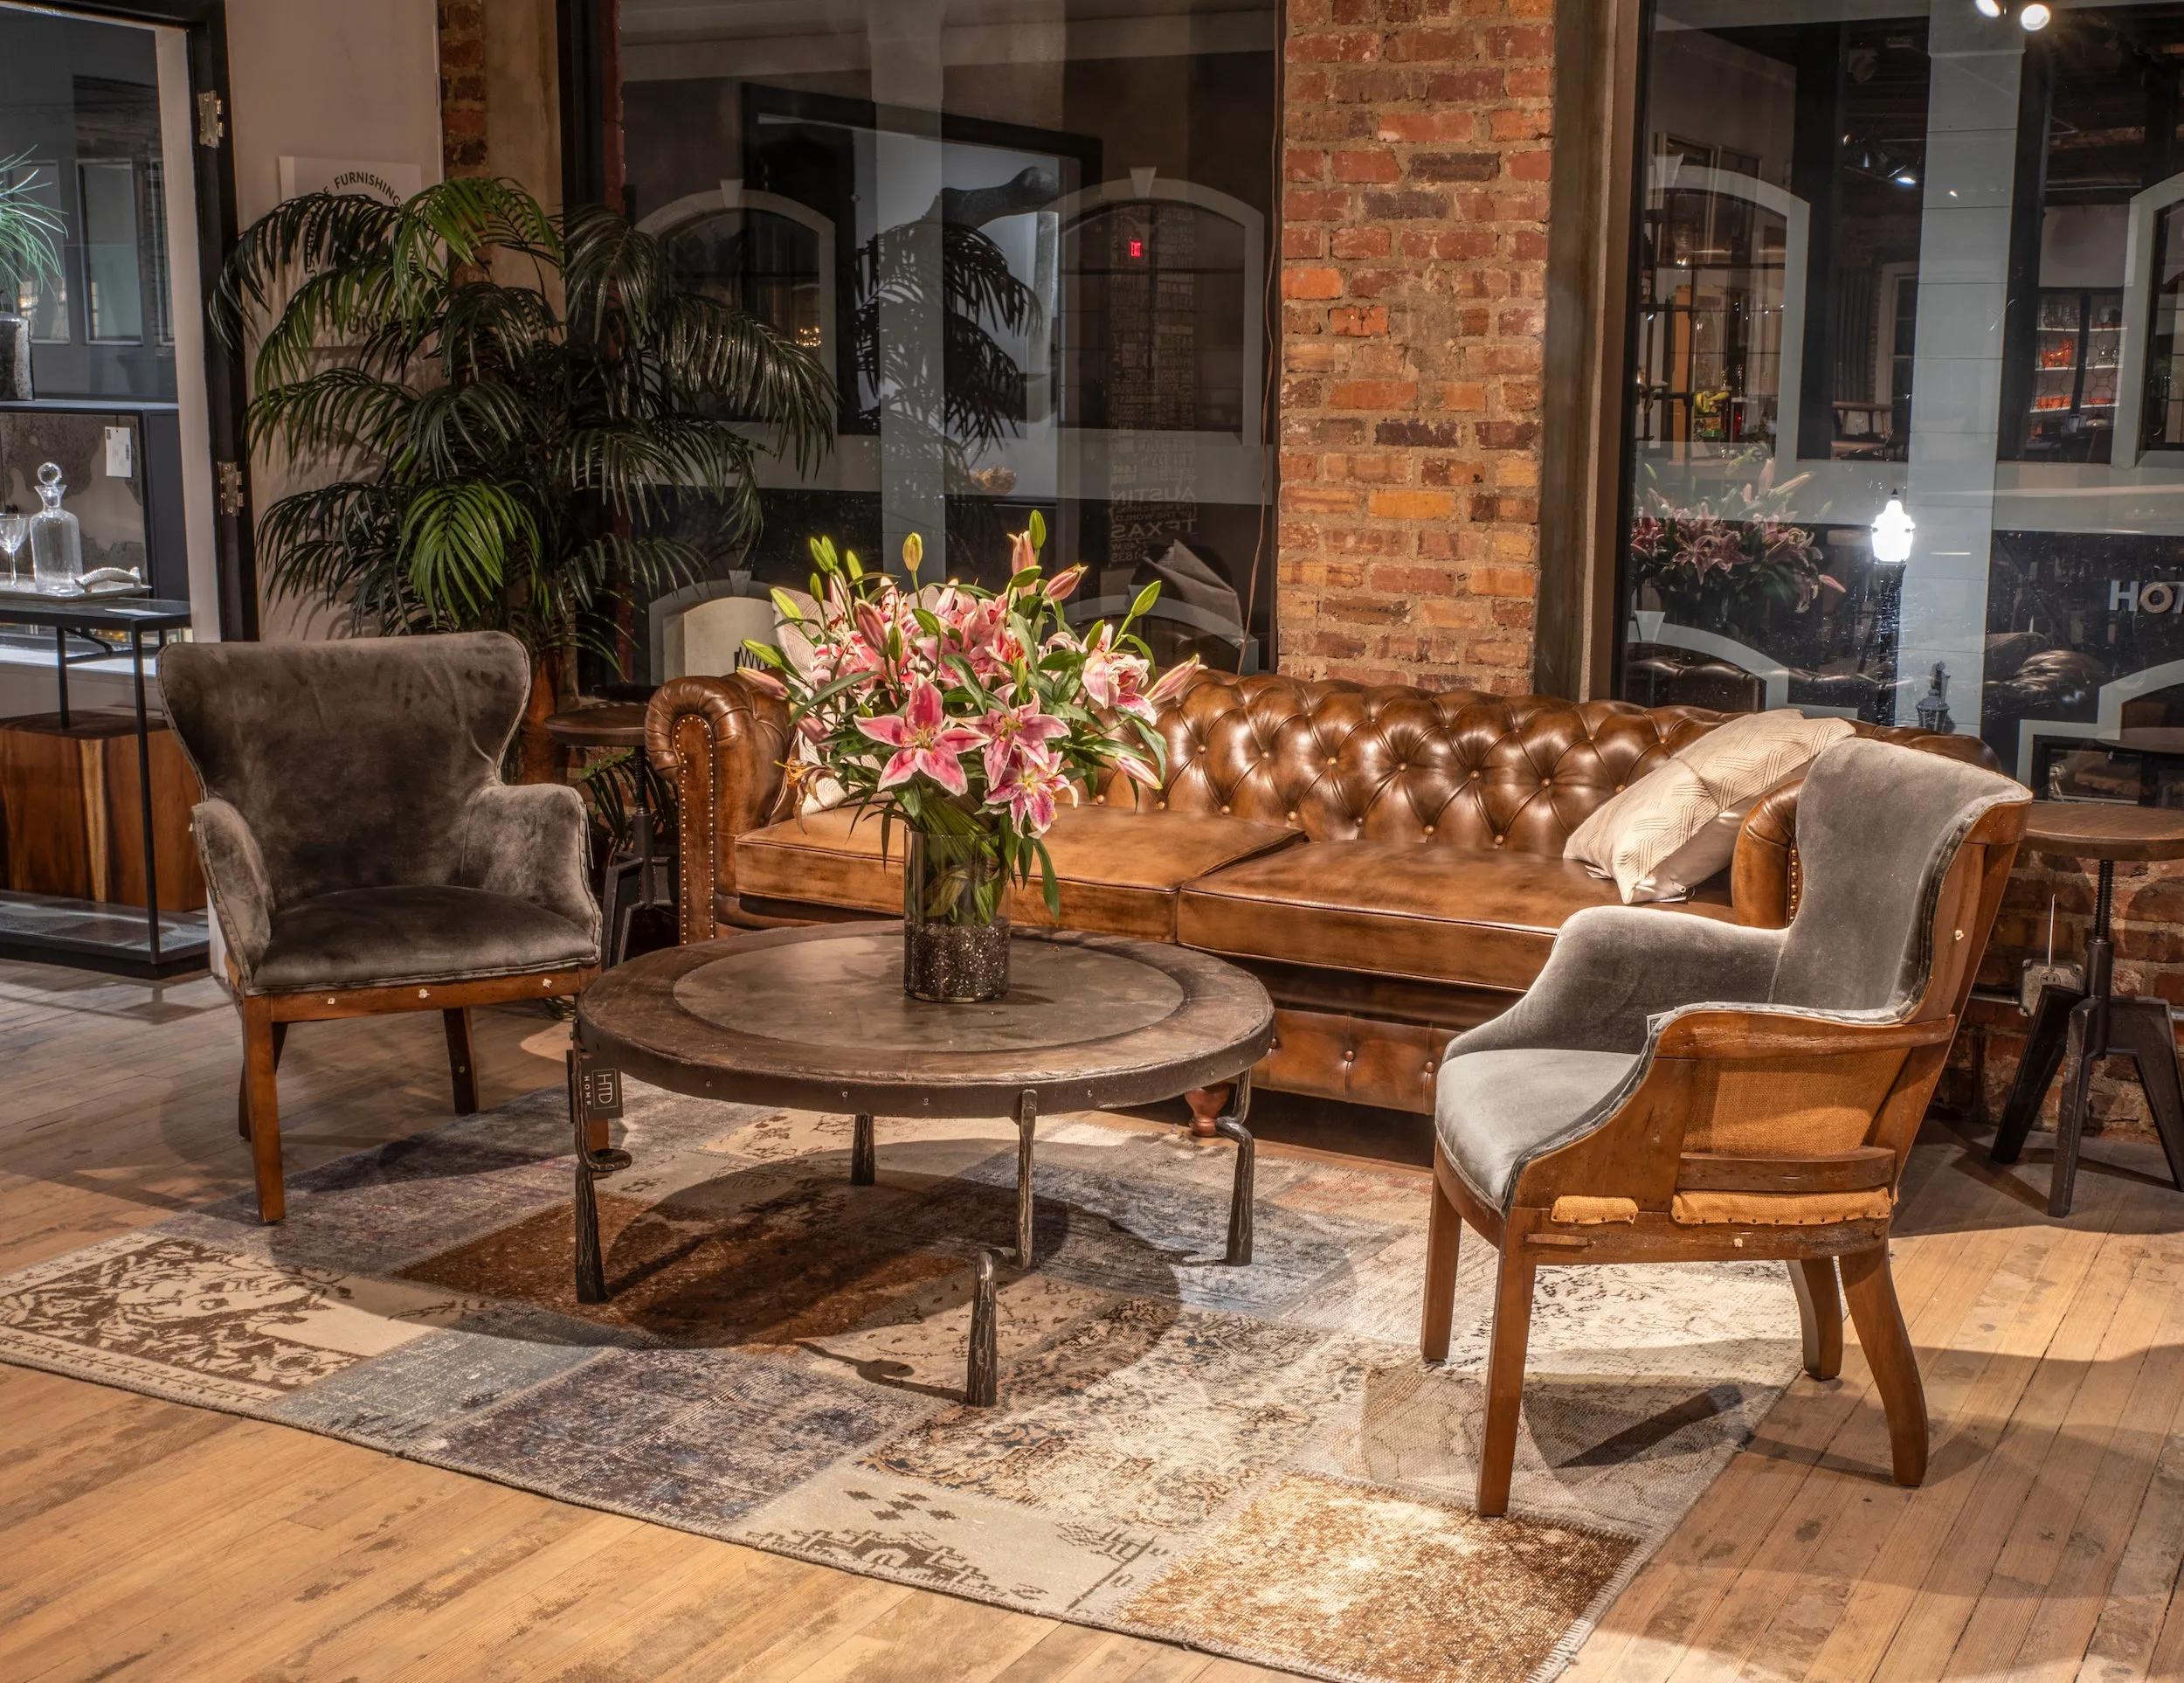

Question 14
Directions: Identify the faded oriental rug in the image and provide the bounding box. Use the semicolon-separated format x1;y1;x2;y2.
0;1085;1806;1683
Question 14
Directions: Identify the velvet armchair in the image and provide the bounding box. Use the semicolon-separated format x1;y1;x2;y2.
162;632;600;1222
1421;738;2030;1516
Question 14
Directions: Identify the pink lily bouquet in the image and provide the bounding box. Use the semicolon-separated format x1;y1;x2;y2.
740;513;1197;947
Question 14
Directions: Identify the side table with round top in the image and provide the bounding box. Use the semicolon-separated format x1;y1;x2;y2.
543;703;672;969
570;923;1275;1403
1991;803;2184;1216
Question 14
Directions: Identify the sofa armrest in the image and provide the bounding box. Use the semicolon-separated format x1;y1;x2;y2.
1730;729;2001;930
646;674;792;943
192;797;273;988
456;782;600;948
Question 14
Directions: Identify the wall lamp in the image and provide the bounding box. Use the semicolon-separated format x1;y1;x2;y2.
1975;0;2051;28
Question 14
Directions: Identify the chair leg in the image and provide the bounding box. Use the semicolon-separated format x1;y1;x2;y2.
241;999;286;1223
1420;1164;1462;1363
2109;998;2184;1195
1476;1240;1537;1518
1841;1242;1926;1486
237;1019;286;1139
2052;1001;2098;1219
1789;1257;1843;1382
444;1008;479;1115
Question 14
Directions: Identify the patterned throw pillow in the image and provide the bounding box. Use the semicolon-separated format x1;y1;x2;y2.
1565;710;1856;903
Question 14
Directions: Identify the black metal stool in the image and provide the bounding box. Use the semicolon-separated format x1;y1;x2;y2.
545;702;674;970
1991;803;2184;1216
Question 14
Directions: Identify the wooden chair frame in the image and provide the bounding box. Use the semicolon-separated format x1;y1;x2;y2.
232;960;597;1222
1421;802;2028;1517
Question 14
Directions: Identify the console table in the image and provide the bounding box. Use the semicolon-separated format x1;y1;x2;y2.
1991;802;2184;1216
570;924;1275;1403
0;590;202;975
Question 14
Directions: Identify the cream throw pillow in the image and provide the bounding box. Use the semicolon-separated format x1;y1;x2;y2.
1565;711;1856;903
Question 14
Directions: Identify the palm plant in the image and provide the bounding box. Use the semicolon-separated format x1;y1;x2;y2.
212;177;835;776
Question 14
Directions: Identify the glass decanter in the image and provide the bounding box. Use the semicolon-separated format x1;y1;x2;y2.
28;462;81;594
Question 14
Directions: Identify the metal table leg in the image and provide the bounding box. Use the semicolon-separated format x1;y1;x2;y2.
1213;1070;1256;1265
1013;1087;1038;1267
129;627;162;966
850;1112;875;1184
964;1250;999;1407
567;1048;630;1304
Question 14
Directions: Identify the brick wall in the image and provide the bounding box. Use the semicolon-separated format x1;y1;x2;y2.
440;1;489;177
1277;0;1554;691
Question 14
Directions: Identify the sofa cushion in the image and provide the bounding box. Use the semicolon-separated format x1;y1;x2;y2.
1436;1047;1643;1210
733;803;1301;941
1176;840;1732;992
254;885;596;993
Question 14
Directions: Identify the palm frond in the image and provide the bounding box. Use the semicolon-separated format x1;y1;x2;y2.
248;366;416;463
398;479;538;625
0;154;65;291
654;293;835;471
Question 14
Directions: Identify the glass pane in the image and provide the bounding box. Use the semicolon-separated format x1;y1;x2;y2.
1621;7;1933;728
0;5;176;399
618;0;1278;680
79;160;141;342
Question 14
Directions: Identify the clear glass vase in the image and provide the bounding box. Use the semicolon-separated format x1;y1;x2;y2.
902;827;1011;1002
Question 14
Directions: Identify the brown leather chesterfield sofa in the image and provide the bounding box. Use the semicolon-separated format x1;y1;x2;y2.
646;669;1996;1119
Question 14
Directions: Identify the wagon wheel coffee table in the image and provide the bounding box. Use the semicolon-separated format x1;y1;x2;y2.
568;923;1275;1404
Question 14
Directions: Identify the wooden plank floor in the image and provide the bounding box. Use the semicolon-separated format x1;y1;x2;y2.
3;958;2182;1680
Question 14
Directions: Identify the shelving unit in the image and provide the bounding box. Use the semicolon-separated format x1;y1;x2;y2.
2023;287;2122;461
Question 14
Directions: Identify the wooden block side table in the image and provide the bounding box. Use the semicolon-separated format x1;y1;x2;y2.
1991;802;2184;1216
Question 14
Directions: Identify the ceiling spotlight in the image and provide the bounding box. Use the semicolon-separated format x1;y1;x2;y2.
1974;0;2002;14
2020;1;2051;27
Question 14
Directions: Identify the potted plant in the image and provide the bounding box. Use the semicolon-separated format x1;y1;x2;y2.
212;177;835;779
741;516;1195;1002
0;154;64;400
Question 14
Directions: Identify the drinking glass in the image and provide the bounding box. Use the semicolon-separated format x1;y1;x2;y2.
0;511;24;587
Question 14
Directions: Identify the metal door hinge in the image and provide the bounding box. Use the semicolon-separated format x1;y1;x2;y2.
196;91;225;148
216;461;245;516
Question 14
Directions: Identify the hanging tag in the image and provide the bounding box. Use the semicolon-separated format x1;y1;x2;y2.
104;426;132;477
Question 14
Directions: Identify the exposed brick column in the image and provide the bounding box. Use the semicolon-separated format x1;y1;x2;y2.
1279;0;1553;691
440;1;489;178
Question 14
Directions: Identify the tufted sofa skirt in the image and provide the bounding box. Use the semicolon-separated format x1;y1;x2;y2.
648;668;1997;1118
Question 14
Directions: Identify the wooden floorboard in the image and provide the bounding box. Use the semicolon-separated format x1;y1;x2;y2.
2;959;2181;1680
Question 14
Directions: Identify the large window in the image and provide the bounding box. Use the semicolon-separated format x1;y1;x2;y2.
1619;0;2184;803
616;0;1279;682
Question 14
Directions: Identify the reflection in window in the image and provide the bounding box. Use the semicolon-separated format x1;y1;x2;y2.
79;160;140;343
1621;10;1932;727
662;206;823;352
1064;200;1248;434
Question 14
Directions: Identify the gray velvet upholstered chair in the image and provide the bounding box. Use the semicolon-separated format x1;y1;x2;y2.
1420;738;2030;1516
162;632;600;1222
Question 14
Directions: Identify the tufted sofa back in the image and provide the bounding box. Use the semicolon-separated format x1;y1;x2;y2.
1137;671;2000;859
1143;673;1728;855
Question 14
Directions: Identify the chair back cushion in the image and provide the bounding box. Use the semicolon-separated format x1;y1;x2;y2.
161;631;530;904
1771;737;2028;1015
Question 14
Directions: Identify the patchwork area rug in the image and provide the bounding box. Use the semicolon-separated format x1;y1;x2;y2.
0;1084;1807;1683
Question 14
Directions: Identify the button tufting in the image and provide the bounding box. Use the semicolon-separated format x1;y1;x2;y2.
1286;810;1298;821
1493;835;1505;846
1423;824;1434;835
1221;805;1231;814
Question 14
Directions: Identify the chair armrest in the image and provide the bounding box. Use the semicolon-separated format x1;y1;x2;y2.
456;782;599;948
192;797;273;987
646;674;792;943
1448;905;1784;1059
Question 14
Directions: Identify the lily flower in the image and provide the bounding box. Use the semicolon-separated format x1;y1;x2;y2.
855;676;988;795
992;743;1077;834
980;697;1070;786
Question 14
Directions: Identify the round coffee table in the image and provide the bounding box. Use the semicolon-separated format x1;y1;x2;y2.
570;923;1275;1403
1991;802;2184;1216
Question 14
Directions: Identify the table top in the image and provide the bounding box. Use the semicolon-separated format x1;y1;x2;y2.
543;701;649;749
0;590;192;633
2023;800;2184;862
577;923;1275;1117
